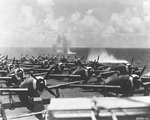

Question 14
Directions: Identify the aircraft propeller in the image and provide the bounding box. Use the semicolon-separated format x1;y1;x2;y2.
28;72;58;98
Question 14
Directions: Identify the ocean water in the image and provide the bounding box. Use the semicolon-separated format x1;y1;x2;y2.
0;47;150;73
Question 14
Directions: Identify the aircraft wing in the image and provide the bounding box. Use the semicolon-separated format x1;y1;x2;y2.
100;71;117;75
49;74;81;79
140;73;150;87
69;84;121;91
10;110;46;119
34;73;81;79
0;81;7;84
141;71;150;83
19;64;41;68
94;70;108;74
34;72;47;76
141;76;150;83
0;88;28;92
47;81;81;89
141;82;150;88
0;77;12;80
0;76;26;81
0;70;7;73
31;68;49;72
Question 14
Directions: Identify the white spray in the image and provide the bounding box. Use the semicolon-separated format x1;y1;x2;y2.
87;48;128;63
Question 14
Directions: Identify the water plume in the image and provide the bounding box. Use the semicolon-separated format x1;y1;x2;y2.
87;48;128;63
52;33;76;55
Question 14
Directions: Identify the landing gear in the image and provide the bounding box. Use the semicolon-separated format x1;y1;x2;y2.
18;94;34;111
55;88;60;98
9;92;15;110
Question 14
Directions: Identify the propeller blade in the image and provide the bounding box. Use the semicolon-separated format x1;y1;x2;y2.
38;55;41;59
81;56;84;60
25;54;28;57
32;56;35;59
47;53;50;56
28;72;38;81
44;86;57;97
0;56;5;59
5;55;8;60
130;57;134;66
62;54;65;58
43;72;49;80
139;65;146;78
29;70;57;97
97;55;100;62
67;56;70;59
74;55;78;59
12;57;15;64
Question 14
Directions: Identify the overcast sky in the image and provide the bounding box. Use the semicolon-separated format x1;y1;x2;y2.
0;0;150;48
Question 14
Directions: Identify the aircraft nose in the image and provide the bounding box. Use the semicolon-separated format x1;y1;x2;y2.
37;80;46;92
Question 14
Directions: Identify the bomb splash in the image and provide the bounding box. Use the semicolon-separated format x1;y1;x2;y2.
87;48;128;63
53;33;76;55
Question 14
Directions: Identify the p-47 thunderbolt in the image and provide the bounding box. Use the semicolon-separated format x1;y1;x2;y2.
0;72;81;120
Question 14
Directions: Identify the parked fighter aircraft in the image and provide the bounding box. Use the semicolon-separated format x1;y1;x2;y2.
69;65;148;97
0;59;83;89
40;53;50;60
106;57;135;75
60;54;70;63
0;61;24;86
0;68;25;86
27;62;65;75
74;55;85;66
0;72;81;120
70;66;94;84
20;54;29;62
29;56;41;64
86;55;105;70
